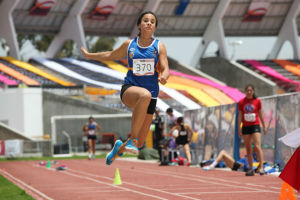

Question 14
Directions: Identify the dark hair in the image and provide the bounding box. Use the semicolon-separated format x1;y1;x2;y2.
137;11;158;36
89;116;94;120
245;84;257;99
177;117;184;125
166;107;173;113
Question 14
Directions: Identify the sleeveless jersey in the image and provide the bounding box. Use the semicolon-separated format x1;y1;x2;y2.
125;37;160;98
87;122;97;135
176;125;188;145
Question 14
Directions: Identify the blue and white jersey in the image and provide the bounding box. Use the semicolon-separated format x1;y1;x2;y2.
87;122;97;135
125;37;160;98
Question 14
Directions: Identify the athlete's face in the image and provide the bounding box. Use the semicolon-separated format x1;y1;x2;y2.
139;14;156;35
245;87;254;98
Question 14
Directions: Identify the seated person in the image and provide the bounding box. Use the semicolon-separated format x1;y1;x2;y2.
202;150;264;175
203;150;243;171
168;117;193;166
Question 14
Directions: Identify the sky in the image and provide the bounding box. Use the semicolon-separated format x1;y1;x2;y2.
114;36;296;67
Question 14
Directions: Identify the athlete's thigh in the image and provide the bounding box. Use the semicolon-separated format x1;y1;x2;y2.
242;134;252;149
252;132;261;147
122;86;151;109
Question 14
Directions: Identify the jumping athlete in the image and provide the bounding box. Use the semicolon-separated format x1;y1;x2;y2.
81;11;170;165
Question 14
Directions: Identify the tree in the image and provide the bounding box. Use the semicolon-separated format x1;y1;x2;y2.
17;34;117;59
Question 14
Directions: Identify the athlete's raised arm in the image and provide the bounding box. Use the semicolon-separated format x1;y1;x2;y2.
81;40;131;61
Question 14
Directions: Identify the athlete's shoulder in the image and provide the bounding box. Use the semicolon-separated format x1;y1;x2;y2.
238;97;246;104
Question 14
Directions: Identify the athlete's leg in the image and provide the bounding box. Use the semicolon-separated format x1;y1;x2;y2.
92;139;96;157
184;143;192;163
219;150;235;169
253;132;263;170
88;139;92;159
243;134;253;170
118;86;151;153
136;114;153;148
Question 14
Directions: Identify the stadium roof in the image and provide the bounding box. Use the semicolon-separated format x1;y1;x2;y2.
11;0;300;37
1;0;299;61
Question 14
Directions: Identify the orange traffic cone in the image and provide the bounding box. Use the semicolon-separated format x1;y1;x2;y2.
279;181;296;200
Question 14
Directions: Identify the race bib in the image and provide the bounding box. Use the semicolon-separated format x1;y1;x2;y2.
244;113;256;122
88;130;95;135
179;131;187;136
133;59;154;76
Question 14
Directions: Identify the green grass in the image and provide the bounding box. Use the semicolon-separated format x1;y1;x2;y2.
0;175;34;200
0;153;137;162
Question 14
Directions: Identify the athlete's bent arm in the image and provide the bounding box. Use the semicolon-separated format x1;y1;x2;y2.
81;40;130;61
158;42;169;85
258;109;266;135
238;110;242;136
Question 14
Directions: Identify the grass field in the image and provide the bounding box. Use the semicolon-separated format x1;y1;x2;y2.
0;175;34;200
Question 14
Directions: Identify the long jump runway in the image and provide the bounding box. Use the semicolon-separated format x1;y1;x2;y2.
0;159;299;200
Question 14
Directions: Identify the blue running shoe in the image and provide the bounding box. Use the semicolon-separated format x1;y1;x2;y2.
124;138;139;155
106;140;123;165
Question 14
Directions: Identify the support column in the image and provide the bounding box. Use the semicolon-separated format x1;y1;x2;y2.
0;0;20;59
130;0;162;39
46;0;88;57
268;0;300;60
190;0;231;67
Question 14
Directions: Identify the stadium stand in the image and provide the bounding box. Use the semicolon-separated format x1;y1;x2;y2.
170;70;245;102
1;56;74;86
239;60;300;92
0;58;52;85
53;58;124;85
259;60;300;81
167;75;235;105
31;57;121;89
0;62;39;85
273;59;300;79
0;73;18;86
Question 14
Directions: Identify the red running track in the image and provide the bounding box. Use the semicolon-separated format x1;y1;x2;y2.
0;158;299;200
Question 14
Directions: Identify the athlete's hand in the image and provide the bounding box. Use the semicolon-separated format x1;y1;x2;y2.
263;126;266;135
238;129;242;137
81;46;89;58
158;76;167;85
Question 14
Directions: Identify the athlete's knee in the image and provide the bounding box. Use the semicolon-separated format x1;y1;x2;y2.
139;90;151;102
219;149;226;155
253;144;261;152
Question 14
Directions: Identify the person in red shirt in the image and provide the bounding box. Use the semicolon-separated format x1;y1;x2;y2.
238;84;266;176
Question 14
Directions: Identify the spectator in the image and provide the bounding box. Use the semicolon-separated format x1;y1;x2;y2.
166;107;176;134
152;108;165;161
238;84;266;176
82;116;101;160
169;117;193;166
202;150;244;171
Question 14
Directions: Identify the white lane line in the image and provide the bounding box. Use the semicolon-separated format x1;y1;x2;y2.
135;167;280;194
177;190;266;195
67;167;201;200
62;170;168;200
33;164;166;200
1;170;54;200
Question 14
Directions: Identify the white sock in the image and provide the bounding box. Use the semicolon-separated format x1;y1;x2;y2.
210;160;218;168
88;154;91;158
